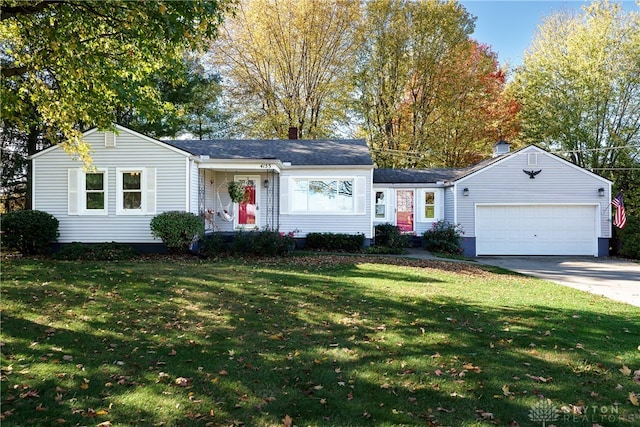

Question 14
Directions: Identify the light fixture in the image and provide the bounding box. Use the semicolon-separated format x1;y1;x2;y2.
598;187;605;197
263;179;270;189
463;188;469;196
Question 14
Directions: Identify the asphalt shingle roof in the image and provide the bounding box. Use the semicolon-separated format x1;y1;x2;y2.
164;138;373;166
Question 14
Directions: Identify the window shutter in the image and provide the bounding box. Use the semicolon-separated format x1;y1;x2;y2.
68;168;79;215
279;176;289;214
104;131;116;148
356;176;366;215
145;168;156;215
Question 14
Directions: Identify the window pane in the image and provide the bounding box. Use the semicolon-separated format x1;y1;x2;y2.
424;192;435;204
123;192;142;209
336;180;353;211
123;172;141;190
86;173;103;190
309;180;336;211
86;192;104;209
375;191;386;218
425;206;435;218
292;180;308;211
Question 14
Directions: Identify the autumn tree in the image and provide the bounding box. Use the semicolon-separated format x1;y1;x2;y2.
1;0;232;165
209;0;362;139
510;0;640;175
356;0;517;168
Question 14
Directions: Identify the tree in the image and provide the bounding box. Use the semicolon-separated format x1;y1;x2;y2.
209;0;362;139
1;0;232;165
117;57;229;140
355;0;517;168
510;0;640;174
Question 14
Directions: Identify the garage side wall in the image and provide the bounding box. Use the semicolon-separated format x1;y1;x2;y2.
455;147;611;257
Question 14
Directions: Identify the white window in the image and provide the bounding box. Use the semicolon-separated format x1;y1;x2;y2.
423;191;435;220
291;178;355;213
374;190;388;220
417;189;442;222
68;168;108;215
116;167;156;215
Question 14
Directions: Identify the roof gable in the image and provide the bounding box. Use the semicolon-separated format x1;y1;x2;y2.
30;124;192;159
454;145;612;184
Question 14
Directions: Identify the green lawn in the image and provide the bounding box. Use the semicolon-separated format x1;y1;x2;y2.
1;254;639;426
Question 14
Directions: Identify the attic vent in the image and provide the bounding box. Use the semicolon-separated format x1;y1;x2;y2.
528;153;538;166
104;132;116;148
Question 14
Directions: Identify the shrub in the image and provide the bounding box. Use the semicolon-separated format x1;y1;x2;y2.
372;223;409;254
423;220;463;254
613;216;639;259
305;232;365;253
198;232;230;257
52;242;138;261
1;209;59;255
150;211;204;254
231;229;294;257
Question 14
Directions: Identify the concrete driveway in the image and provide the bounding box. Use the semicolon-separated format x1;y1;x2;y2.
476;256;640;307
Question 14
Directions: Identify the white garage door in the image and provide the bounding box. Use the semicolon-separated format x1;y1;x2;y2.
476;205;597;256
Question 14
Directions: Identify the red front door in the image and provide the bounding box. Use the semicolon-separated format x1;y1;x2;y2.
396;190;414;232
235;176;258;228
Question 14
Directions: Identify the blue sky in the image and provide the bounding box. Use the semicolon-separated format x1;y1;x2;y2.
458;0;639;67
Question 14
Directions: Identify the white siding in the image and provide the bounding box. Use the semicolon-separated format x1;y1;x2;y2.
455;147;611;239
280;168;373;238
372;185;445;236
32;128;191;243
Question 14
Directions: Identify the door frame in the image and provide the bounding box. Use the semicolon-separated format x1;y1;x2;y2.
233;175;260;229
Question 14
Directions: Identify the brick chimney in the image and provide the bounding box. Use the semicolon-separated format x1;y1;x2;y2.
288;126;298;140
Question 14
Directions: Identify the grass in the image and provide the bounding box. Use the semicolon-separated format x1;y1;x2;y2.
1;254;639;427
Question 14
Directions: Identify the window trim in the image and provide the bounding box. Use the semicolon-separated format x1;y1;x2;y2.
290;176;357;215
116;168;146;216
374;189;389;221
80;168;108;216
417;189;442;222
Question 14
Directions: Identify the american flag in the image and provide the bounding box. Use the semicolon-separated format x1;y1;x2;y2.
611;192;627;229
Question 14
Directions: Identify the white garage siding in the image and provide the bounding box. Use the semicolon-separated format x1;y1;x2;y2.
476;204;598;256
455;146;612;245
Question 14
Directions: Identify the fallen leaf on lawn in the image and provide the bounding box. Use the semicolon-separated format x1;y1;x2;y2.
19;389;39;399
630;392;639;406
502;384;512;396
35;403;47;411
526;374;552;383
97;422;112;427
619;365;631;376
320;398;327;405
463;363;482;373
62;355;73;361
437;406;455;413
175;377;191;387
576;343;585;350
282;415;293;427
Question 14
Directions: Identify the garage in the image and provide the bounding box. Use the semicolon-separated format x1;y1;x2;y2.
476;205;598;256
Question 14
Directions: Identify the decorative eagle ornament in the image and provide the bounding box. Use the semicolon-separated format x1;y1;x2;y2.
523;169;542;179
